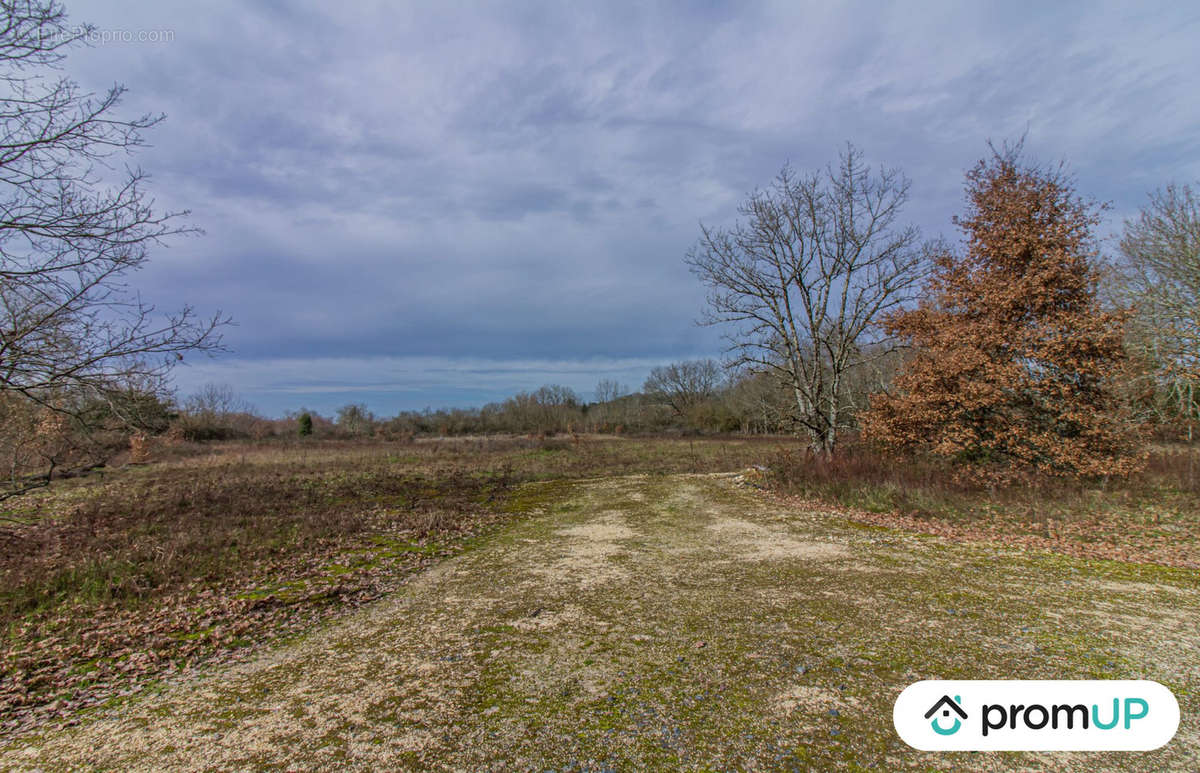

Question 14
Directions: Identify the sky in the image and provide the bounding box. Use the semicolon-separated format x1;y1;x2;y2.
58;0;1200;417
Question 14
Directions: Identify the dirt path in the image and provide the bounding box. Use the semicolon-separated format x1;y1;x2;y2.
2;474;1198;770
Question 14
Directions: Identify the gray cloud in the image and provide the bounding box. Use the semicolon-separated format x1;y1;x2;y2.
57;0;1200;414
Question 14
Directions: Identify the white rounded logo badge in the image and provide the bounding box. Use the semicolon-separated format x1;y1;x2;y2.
894;680;1179;751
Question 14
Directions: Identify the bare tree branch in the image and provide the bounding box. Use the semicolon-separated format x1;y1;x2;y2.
1117;182;1200;433
0;1;227;497
686;143;929;454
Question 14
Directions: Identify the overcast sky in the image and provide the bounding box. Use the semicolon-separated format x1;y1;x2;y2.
60;1;1200;416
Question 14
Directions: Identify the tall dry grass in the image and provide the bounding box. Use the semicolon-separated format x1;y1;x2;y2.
768;440;1200;524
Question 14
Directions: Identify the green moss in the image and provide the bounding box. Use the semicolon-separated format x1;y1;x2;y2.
501;479;579;514
171;626;216;642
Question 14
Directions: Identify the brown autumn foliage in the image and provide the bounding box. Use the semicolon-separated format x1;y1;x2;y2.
862;146;1145;483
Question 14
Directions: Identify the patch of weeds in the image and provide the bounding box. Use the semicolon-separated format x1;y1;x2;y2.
502;479;579;514
171;626;216;643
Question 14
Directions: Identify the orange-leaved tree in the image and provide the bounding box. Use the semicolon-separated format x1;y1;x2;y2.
861;145;1144;482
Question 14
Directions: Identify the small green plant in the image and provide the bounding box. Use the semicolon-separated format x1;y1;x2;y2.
298;412;313;437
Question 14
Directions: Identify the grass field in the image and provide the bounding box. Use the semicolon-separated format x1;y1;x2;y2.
0;435;779;735
1;436;1196;769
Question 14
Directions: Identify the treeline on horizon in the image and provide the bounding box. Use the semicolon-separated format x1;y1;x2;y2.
161;364;818;442
163;331;1193;446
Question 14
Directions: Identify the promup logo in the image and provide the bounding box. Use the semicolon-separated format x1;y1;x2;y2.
924;694;967;735
894;680;1179;751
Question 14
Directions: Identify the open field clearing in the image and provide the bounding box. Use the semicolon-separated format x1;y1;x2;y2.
0;437;777;734
2;464;1197;770
2;0;1197;768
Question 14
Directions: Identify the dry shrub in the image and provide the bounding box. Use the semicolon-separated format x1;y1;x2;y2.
163;423;187;446
1147;445;1200;495
0;397;100;496
128;433;151;463
769;440;1200;528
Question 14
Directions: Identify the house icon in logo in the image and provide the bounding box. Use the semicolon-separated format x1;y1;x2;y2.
924;694;967;735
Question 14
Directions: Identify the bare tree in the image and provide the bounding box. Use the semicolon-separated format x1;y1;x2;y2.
336;403;375;437
1118;182;1200;436
184;383;250;417
0;2;224;495
171;383;258;441
723;370;791;434
686;144;928;455
0;2;223;403
593;378;627;405
642;359;721;417
590;378;628;431
499;384;581;435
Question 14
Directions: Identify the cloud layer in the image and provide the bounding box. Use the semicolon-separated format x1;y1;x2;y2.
60;1;1200;414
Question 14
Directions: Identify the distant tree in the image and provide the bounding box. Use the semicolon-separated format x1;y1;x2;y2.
336;403;374;436
643;359;721;418
297;412;313;437
723;371;793;434
174;383;256;441
1117;182;1200;438
184;383;250;418
586;379;632;432
509;384;581;434
531;384;579;408
863;144;1143;482
687;144;928;455
593;379;628;405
